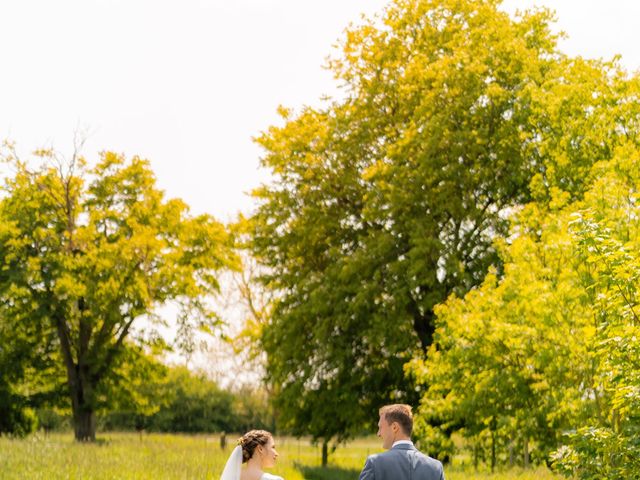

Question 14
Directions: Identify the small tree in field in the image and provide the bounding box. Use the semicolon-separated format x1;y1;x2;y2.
0;145;237;441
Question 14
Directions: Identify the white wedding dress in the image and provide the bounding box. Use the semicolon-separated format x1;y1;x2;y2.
220;446;284;480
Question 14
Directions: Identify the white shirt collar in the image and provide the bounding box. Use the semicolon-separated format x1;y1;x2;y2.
392;440;413;448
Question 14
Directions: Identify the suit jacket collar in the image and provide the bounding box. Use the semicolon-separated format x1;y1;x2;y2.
391;442;416;451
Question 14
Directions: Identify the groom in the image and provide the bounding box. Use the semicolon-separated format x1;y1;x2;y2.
358;404;445;480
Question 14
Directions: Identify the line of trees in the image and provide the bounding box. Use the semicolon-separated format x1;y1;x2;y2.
36;362;274;435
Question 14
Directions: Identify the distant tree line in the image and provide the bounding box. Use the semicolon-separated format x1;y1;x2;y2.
101;365;274;434
33;362;273;435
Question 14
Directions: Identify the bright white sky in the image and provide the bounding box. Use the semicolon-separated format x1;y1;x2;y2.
1;0;639;224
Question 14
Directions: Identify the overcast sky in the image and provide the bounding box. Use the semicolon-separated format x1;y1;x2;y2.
1;0;639;224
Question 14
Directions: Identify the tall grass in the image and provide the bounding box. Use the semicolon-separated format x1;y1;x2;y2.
0;432;560;479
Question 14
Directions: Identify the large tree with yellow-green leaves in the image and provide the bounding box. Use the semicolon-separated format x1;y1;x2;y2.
0;147;237;441
249;0;640;455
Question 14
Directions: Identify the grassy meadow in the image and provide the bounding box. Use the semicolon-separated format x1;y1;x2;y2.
0;432;561;480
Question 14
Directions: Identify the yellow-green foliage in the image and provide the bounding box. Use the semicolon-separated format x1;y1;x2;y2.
409;146;640;476
446;469;558;480
0;432;559;479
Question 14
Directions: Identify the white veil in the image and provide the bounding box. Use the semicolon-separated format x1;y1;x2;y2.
220;445;243;480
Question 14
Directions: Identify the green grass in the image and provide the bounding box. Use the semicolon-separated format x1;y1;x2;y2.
0;432;561;479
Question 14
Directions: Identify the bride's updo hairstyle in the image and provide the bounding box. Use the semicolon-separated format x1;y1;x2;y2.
238;430;272;463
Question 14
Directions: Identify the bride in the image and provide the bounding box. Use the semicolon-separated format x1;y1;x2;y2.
220;430;284;480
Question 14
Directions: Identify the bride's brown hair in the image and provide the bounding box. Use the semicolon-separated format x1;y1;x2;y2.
238;430;272;463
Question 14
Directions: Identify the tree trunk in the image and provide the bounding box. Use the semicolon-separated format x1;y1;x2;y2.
473;441;479;471
409;300;436;352
55;312;98;442
69;366;97;441
321;439;329;467
508;439;514;467
523;437;529;469
491;430;496;473
73;406;96;441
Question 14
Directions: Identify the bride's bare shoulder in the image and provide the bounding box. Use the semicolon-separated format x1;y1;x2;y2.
239;470;262;480
240;470;283;480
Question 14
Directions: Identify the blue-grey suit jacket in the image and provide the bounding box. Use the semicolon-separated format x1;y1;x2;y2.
358;443;445;480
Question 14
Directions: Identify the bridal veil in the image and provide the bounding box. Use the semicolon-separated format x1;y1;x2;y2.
220;445;243;480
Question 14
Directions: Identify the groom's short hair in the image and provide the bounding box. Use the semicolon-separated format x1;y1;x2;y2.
379;404;413;436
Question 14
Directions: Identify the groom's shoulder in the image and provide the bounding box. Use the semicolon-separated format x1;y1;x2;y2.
377;446;444;466
367;446;411;462
411;448;445;475
363;449;389;465
363;447;444;479
411;447;444;466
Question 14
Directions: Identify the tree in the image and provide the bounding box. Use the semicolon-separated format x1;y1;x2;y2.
0;146;237;440
409;144;640;473
97;344;171;432
409;204;595;469
249;0;633;453
552;149;640;478
143;366;235;433
0;252;66;436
